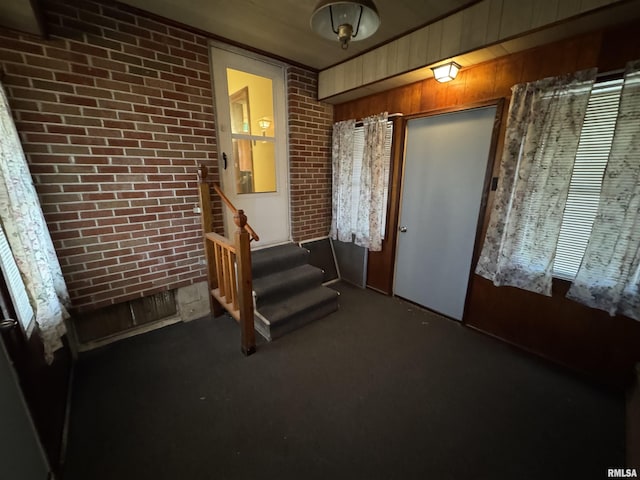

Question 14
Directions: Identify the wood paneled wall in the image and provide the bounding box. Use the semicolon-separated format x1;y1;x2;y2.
334;21;640;386
319;0;626;100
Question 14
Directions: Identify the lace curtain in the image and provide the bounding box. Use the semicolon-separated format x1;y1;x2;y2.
329;119;355;243
355;112;388;251
330;113;390;251
0;83;70;363
475;69;597;295
567;61;640;320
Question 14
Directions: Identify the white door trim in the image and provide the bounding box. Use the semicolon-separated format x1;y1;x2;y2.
210;45;292;247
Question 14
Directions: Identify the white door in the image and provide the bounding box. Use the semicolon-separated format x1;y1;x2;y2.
394;106;497;320
211;47;290;247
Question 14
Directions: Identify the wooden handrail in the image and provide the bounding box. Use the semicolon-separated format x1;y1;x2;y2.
211;183;260;242
197;163;256;356
198;165;259;242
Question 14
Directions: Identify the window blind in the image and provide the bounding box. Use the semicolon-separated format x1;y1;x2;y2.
553;78;624;280
580;71;640;296
0;224;34;332
350;121;393;236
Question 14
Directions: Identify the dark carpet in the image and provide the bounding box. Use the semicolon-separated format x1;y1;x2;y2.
63;282;625;480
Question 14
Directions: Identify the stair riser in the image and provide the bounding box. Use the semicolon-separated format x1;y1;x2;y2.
252;247;309;279
256;298;339;341
254;269;324;308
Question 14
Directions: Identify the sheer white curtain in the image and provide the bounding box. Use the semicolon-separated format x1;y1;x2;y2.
355;112;388;251
329;119;355;243
567;61;640;320
476;69;597;295
0;83;70;362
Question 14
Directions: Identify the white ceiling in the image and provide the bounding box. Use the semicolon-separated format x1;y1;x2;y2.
118;0;479;70
1;0;637;79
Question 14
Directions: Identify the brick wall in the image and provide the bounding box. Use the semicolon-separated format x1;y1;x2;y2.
0;0;223;312
0;0;332;314
288;66;333;242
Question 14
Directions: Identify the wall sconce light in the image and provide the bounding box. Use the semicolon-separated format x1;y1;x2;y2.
258;117;271;134
431;62;461;83
310;0;380;50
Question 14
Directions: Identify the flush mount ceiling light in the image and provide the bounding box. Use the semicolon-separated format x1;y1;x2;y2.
310;0;380;50
431;62;461;83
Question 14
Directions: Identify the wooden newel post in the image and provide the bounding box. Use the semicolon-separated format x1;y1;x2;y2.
234;209;256;356
197;164;224;317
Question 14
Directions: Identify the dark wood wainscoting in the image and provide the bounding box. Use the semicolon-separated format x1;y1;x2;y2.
466;276;640;386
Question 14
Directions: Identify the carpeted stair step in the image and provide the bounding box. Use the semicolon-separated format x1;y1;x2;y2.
253;264;324;308
250;242;339;342
255;286;339;341
251;243;309;278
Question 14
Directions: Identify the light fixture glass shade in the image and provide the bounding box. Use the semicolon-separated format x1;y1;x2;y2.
258;118;271;130
310;0;380;49
432;62;461;83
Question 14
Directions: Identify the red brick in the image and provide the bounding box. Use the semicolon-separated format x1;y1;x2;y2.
107;138;139;147
112;92;144;104
123;131;153;140
74;156;110;165
98;99;133;111
81;107;117;119
110;51;143;65
111;71;145;85
86;127;123;138
47;125;87;135
90;147;124;155
122;44;156;60
5;63;53;80
75;85;114;99
116;112;149;123
101;183;134;191
63;184;99;193
85;34;122;52
0;37;44;55
1;0;234;310
24;55;71;72
69;136;106;146
138;38;169;54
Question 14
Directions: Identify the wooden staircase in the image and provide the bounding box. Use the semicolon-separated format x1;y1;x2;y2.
197;165;339;354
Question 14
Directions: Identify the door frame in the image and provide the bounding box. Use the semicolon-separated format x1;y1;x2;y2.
209;41;292;248
391;99;504;323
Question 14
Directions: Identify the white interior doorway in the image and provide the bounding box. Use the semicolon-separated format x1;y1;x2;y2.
394;106;498;320
211;46;290;247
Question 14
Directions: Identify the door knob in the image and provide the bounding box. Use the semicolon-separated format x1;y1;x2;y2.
399;226;407;233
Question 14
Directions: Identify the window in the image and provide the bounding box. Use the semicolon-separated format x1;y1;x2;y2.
553;78;623;280
226;69;277;194
0;223;34;334
350;121;393;237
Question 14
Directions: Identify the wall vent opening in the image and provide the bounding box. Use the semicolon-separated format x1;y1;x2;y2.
74;290;178;345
